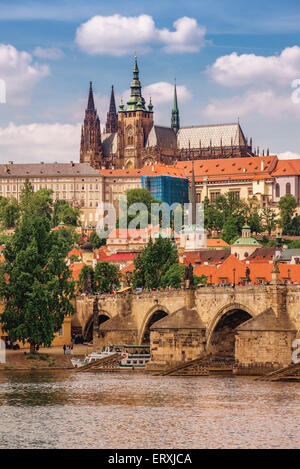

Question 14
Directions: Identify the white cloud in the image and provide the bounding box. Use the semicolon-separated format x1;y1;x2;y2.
207;46;300;87
203;89;300;120
75;14;205;56
158;17;206;53
33;47;64;60
203;89;292;122
0;122;80;163
0;44;49;105
142;81;191;104
278;151;300;160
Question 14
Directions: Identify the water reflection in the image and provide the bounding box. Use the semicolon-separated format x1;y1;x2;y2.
0;371;299;449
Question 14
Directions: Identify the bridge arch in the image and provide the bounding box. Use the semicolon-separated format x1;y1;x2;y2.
206;303;253;357
83;310;111;342
138;305;170;345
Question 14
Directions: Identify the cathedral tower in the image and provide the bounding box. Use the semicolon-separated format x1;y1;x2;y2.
117;54;154;169
105;85;118;133
171;80;180;134
80;82;103;168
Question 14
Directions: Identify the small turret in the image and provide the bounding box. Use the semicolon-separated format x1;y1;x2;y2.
148;97;153;112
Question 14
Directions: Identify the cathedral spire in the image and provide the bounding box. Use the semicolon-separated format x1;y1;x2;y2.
80;81;103;168
126;53;146;111
87;81;95;111
171;80;180;133
106;85;118;133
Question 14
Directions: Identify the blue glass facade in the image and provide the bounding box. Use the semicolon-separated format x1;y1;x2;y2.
141;175;189;205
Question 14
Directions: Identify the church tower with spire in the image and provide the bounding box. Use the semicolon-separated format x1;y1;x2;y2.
171;80;180;134
117;54;154;169
80;81;103;168
105;85;118;133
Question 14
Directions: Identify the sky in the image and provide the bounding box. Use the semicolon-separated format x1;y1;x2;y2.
0;0;300;163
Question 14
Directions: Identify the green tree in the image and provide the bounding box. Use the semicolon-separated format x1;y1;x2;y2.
261;207;278;236
89;230;106;249
194;274;208;286
52;200;80;227
94;261;120;293
285;215;300;236
161;263;186;289
68;254;81;263
118;188;160;228
288;239;300;248
278;194;298;233
248;210;262;234
78;265;95;294
132;237;178;289
20;181;53;221
0;212;75;353
222;216;239;244
204;192;246;233
0;233;12;245
0;197;20;228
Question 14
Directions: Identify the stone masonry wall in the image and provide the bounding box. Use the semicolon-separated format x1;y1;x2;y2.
235;330;296;368
95;330;138;348
150;328;206;367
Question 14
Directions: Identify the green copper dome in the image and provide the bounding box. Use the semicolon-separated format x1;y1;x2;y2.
232;236;261;246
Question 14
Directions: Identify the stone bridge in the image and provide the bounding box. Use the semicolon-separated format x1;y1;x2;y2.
74;284;300;371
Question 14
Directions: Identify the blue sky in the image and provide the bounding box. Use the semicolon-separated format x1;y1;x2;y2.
0;0;300;162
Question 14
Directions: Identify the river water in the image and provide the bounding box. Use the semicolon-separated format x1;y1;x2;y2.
0;371;299;449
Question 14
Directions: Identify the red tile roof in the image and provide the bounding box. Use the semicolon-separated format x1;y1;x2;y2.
120;263;135;275
105;253;138;262
69;262;85;281
175;155;278;182
194;255;300;284
100;164;185;178
207;239;229;248
271;158;300;177
67;248;82;259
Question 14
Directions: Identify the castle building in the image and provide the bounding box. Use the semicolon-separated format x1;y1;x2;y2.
0;162;104;227
80;55;255;171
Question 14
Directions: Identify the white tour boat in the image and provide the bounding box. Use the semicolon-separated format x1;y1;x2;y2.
71;345;150;370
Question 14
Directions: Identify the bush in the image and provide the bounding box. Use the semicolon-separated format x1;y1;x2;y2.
26;353;37;360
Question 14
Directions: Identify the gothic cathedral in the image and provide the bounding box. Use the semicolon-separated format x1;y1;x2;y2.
80;55;255;170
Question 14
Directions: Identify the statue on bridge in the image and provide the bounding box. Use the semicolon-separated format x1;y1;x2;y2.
183;263;194;290
272;256;280;273
245;266;251;283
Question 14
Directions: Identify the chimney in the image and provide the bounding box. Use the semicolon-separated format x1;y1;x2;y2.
70;161;74;167
261;160;264;171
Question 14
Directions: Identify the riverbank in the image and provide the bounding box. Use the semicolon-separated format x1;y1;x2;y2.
0;344;94;371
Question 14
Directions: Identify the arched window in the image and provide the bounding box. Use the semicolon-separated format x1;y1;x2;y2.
286;182;291;194
276;183;280;198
